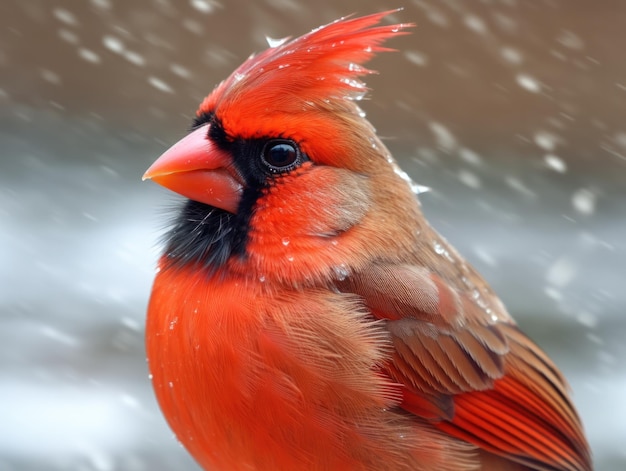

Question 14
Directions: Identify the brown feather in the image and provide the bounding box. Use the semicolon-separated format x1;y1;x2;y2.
336;262;592;471
146;10;591;471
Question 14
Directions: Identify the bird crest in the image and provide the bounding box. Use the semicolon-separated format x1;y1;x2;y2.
197;10;412;140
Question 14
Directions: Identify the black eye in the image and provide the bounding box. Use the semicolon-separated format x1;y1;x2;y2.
261;140;301;173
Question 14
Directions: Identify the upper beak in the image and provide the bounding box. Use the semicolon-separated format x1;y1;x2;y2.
143;124;243;214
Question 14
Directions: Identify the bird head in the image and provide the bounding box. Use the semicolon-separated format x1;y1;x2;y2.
144;11;421;283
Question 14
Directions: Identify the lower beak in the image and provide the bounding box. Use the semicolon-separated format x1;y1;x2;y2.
142;124;243;214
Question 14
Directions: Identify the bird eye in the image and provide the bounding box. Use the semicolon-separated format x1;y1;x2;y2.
261;140;301;173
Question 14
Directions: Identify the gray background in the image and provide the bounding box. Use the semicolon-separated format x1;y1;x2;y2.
1;1;624;470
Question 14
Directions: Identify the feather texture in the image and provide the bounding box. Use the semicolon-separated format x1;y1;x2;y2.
145;10;592;471
337;263;591;471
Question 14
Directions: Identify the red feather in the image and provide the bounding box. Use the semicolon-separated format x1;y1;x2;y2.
144;10;592;471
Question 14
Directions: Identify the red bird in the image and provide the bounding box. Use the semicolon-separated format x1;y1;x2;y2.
143;11;592;471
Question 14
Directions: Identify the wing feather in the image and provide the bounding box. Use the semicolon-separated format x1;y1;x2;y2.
337;263;592;471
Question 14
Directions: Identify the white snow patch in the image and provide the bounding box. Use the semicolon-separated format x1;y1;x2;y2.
544;154;567;173
40;325;80;347
429;122;456;151
534;130;560;151
58;28;79;44
184;18;205;35
124;50;145;66
119;393;141;410
516;74;541;93
121;316;141;332
41;69;61;85
148;76;174;93
505;176;536;198
557;30;585;50
91;0;112;10
544;286;563;301
0;382;138;455
458;169;481;189
103;35;125;54
404;50;428;67
464;15;487;34
546;257;577;288
572;188;596;215
613;131;626;151
170;63;192;79
473;246;498;267
458;147;483;166
190;0;220;14
53;8;78;26
576;310;598;328
501;46;523;65
78;48;101;64
423;7;449;28
266;36;289;48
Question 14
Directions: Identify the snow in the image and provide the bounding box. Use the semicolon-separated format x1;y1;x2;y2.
500;46;523;65
557;30;585;51
404;50;429;67
458;147;483;166
190;0;221;14
0;382;138;456
534;131;561;151
516;73;541;93
544;154;567;173
572;188;597;215
103;35;125;54
429;122;457;152
124;50;146;66
53;8;78;26
458;169;481;189
504;175;536;198
78;48;101;64
2;2;625;470
91;0;112;10
546;257;578;288
148;76;174;93
41;69;62;85
170;63;192;79
265;36;290;48
472;246;498;268
58;28;79;44
464;15;488;35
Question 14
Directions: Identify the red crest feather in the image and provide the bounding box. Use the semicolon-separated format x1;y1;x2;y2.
197;10;412;140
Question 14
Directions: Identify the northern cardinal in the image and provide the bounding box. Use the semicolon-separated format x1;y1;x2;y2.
143;11;592;471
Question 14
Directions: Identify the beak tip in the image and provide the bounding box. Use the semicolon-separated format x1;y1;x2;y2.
142;166;160;181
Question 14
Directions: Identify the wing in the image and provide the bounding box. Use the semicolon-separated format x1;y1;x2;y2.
337;263;592;471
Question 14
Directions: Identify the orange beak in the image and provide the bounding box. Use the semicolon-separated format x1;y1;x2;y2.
142;124;244;214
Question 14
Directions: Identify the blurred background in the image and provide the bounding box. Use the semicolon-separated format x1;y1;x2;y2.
1;0;624;470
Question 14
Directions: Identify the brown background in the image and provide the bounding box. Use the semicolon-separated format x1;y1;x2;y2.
1;1;624;470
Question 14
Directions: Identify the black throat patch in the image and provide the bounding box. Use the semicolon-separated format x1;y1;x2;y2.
162;198;253;271
161;113;272;272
